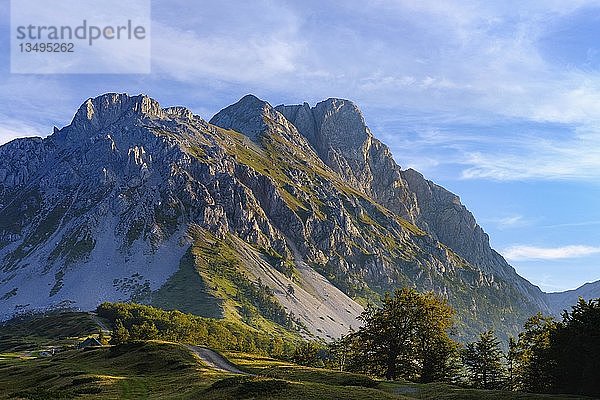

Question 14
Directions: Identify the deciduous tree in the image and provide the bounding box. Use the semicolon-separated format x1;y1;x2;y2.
355;288;458;382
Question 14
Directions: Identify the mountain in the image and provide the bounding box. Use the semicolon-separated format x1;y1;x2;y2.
274;100;549;310
547;280;600;315
0;92;579;342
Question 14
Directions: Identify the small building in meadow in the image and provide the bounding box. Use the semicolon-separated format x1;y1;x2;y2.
77;337;102;349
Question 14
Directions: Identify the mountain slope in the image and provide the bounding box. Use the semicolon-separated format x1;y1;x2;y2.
547;280;600;315
0;94;366;339
274;99;551;323
214;96;548;339
0;92;561;342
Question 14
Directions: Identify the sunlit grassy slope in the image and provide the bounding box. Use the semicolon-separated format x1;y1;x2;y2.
0;312;589;399
0;342;588;400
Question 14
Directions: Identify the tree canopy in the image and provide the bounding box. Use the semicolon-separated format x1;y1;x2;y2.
352;288;459;382
549;298;600;396
462;330;505;389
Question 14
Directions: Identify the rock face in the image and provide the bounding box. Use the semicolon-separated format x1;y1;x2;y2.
0;92;565;341
275;99;412;209
276;99;551;314
0;137;52;189
400;169;549;311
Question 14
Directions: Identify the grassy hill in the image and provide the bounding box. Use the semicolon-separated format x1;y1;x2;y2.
0;311;101;353
0;341;588;400
0;312;590;400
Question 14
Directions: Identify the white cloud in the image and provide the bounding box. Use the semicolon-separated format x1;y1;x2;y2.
5;0;600;186
495;215;527;229
503;245;600;261
0;118;47;145
376;117;600;182
144;0;584;118
149;1;305;86
541;220;600;229
151;22;302;84
0;77;80;145
459;123;600;181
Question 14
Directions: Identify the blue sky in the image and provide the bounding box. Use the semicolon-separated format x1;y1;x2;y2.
1;0;600;292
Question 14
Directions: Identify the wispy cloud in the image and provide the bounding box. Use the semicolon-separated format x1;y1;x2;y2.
4;0;600;186
377;118;600;181
149;1;305;87
477;214;532;230
143;0;600;129
0;76;80;145
492;215;529;229
503;245;600;261
151;22;303;85
0;118;47;144
541;220;600;229
460;123;600;181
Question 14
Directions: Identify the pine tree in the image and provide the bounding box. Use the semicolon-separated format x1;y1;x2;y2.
463;330;505;389
506;336;518;391
549;298;600;397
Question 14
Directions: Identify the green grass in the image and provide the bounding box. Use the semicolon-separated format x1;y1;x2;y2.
0;311;588;400
0;341;404;400
0;312;100;352
204;375;407;400
184;228;304;340
0;341;366;399
208;352;588;400
0;341;219;400
377;381;589;400
151;247;224;318
228;352;379;387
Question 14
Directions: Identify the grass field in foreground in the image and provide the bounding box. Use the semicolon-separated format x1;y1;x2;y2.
0;340;590;400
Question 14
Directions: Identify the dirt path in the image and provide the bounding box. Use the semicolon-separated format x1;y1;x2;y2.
187;345;249;374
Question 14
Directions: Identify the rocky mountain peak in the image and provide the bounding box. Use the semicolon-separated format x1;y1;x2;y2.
210;95;323;164
276;96;551;316
1;91;572;342
68;93;165;133
313;98;372;141
275;98;384;195
163;106;195;120
276;98;372;151
209;94;273;141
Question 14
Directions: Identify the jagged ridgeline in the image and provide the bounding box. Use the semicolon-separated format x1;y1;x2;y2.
0;93;552;341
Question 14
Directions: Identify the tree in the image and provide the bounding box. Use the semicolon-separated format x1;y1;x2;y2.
110;319;129;345
98;330;109;345
270;336;284;358
549;298;600;397
506;336;518;391
291;341;324;367
286;284;295;296
354;288;458;382
463;330;505;389
513;313;556;393
130;321;159;340
326;333;358;372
